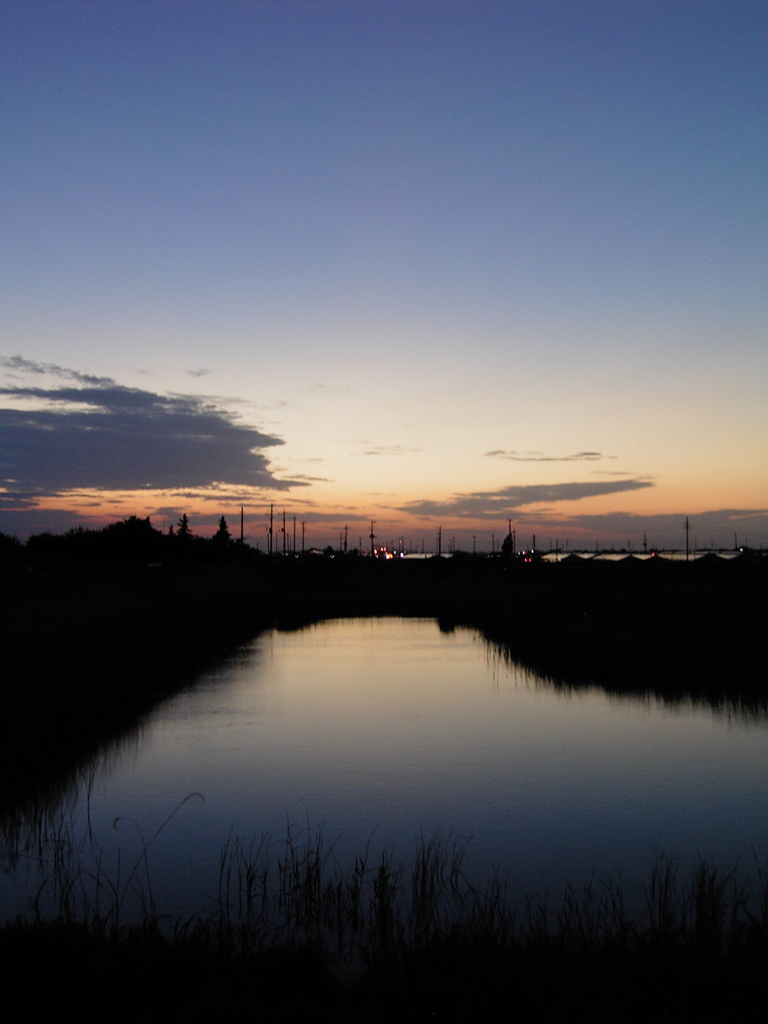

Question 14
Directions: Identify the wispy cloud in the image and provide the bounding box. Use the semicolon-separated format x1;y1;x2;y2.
0;507;85;535
288;474;334;483
555;508;768;540
292;511;372;524
0;357;304;501
399;479;654;519
485;450;616;462
1;355;112;387
356;444;422;456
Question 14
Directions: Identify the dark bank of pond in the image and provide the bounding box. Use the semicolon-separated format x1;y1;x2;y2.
0;563;275;808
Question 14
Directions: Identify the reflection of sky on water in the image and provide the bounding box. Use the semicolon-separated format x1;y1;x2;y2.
3;618;768;921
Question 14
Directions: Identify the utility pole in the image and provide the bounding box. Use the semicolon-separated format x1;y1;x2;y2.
437;525;442;557
293;514;296;555
344;524;348;553
282;509;286;556
472;535;476;555
269;503;274;556
369;520;376;556
240;506;244;545
302;520;305;554
685;516;690;562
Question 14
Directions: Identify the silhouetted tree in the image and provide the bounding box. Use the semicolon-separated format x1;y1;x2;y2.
213;516;231;546
0;532;22;565
501;533;515;558
177;514;191;538
102;515;162;563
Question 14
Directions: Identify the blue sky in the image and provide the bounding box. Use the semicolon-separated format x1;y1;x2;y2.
1;1;766;547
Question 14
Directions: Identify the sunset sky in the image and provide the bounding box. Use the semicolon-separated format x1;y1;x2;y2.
1;1;766;550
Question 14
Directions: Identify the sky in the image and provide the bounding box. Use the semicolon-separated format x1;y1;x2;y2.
1;0;766;550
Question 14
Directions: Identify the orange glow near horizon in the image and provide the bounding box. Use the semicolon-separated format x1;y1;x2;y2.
29;480;767;551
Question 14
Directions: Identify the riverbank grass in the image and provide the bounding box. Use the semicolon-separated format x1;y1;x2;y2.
4;823;768;1021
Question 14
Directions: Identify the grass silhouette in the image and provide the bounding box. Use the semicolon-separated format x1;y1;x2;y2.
3;812;768;1021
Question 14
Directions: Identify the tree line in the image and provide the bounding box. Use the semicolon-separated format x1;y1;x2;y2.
0;515;249;567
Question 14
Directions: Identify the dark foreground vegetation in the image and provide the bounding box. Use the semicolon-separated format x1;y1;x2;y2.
4;821;768;1022
1;518;767;1020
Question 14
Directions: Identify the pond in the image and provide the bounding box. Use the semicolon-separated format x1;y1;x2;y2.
3;617;767;921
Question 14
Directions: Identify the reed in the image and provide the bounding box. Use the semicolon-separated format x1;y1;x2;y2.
4;817;768;1020
12;815;768;957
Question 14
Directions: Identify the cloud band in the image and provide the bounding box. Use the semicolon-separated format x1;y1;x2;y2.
400;479;654;519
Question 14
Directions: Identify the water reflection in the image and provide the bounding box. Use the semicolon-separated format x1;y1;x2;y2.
1;722;147;870
2;618;767;923
487;637;768;723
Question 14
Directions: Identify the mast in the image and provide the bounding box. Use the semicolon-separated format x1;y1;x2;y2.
685;516;690;562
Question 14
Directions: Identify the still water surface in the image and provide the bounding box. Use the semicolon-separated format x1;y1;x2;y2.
5;618;768;918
